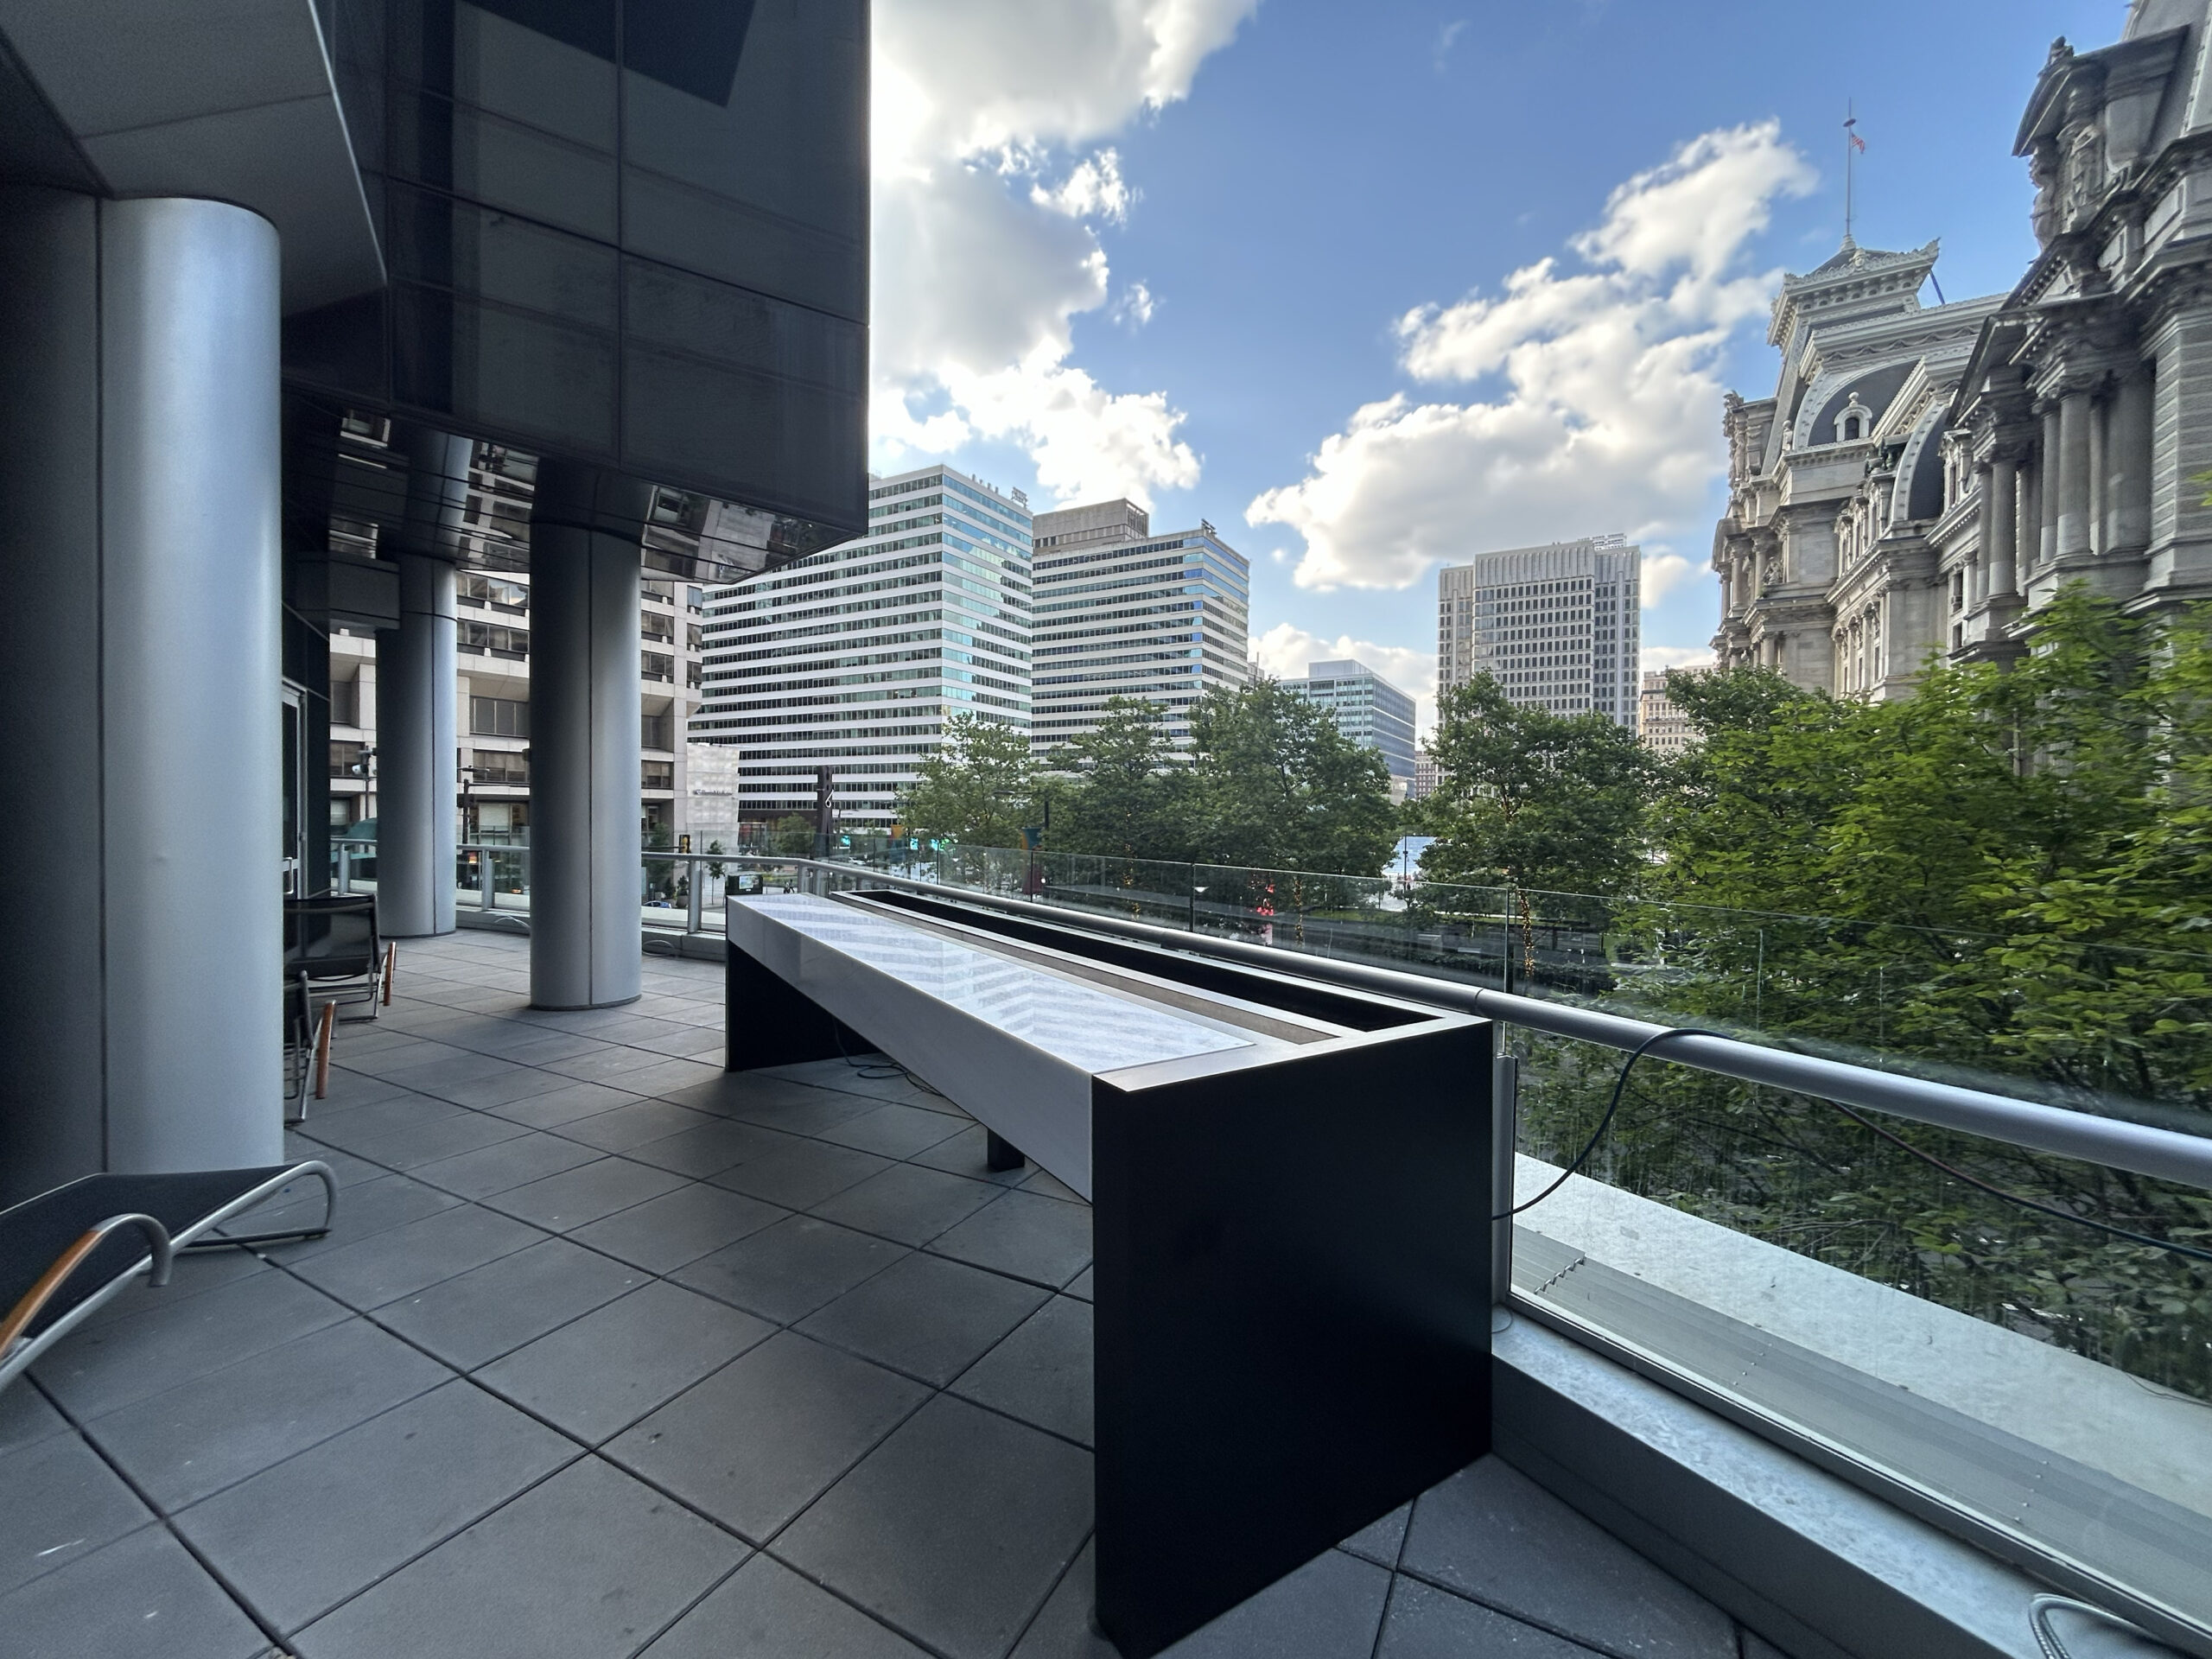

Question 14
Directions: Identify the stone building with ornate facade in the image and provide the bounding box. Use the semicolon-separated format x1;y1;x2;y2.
1714;1;2212;694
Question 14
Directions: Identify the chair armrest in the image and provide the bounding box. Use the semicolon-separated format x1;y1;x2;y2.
0;1213;175;1357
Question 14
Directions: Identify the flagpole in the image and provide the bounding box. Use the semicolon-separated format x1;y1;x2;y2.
1844;99;1855;245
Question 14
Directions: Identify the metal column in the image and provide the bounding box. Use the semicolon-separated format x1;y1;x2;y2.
0;188;284;1201
377;547;459;938
528;462;648;1010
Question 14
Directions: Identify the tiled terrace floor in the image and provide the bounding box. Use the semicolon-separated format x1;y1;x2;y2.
3;928;1786;1659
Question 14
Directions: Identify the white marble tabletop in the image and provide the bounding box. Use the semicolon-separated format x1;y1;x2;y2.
737;893;1253;1076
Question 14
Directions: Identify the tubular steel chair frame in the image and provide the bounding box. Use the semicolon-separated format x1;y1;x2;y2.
0;1162;338;1396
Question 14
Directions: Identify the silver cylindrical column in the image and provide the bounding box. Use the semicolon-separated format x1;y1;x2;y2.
0;188;283;1201
378;551;458;937
529;462;649;1010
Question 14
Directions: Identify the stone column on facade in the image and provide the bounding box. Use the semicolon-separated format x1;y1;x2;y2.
2104;368;2153;560
2037;405;2062;569
2056;391;2094;563
1986;455;2021;600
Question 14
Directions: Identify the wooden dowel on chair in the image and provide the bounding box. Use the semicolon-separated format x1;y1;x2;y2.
383;942;396;1004
314;1001;335;1098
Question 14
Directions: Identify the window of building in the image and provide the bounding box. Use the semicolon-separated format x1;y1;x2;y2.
642;760;675;791
643;651;676;683
461;620;529;659
461;573;528;613
643;711;675;750
329;678;359;728
470;696;529;738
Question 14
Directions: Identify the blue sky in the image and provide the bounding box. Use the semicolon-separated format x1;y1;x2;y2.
869;0;2125;729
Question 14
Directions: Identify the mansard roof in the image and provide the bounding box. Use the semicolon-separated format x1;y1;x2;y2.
1766;238;1942;348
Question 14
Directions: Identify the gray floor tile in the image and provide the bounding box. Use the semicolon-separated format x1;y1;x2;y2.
619;1056;730;1099
538;1044;676;1083
716;1081;885;1136
1063;1265;1094;1301
281;1137;383;1186
1400;1458;1737;1658
1340;1502;1411;1567
422;1065;582;1110
375;1049;526;1094
0;1430;152;1595
482;1156;688;1230
801;1252;1046;1388
810;1162;1004;1246
555;1098;715;1152
173;1380;575;1635
289;1201;546;1311
642;1554;930;1658
1739;1636;1796;1659
777;1393;1093;1659
282;1093;465;1155
0;1522;269;1659
569;1183;791;1274
671;1216;908;1325
289;1456;744;1659
484;1078;646;1128
1375;1577;1603;1657
410;1131;603;1199
710;1139;894;1210
1021;1167;1086;1203
624;1117;797;1179
950;1294;1094;1445
87;1317;448;1510
1158;1546;1391;1658
622;1023;730;1060
492;1031;613;1067
77;1242;273;1331
607;1332;927;1541
34;1268;347;1420
928;1189;1093;1288
0;1379;69;1455
1008;1541;1116;1659
361;1109;539;1171
474;1281;775;1442
909;1122;1034;1185
815;1102;968;1159
373;1238;644;1370
244;1171;460;1262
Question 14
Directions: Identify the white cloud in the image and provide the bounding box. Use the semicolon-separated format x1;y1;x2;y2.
1640;547;1700;606
872;1;1256;505
1433;18;1467;71
1253;621;1441;738
1247;122;1815;590
1643;644;1718;674
1110;279;1157;329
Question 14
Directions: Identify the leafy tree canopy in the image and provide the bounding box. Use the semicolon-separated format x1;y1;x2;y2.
1185;677;1399;874
1044;697;1193;862
896;713;1041;846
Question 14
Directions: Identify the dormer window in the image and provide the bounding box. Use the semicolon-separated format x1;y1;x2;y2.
1834;395;1873;443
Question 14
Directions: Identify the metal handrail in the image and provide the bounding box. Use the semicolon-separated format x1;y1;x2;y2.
319;840;2212;1191
750;855;2212;1194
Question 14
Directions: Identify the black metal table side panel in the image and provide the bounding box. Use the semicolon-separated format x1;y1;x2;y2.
725;931;871;1070
1090;1020;1493;1657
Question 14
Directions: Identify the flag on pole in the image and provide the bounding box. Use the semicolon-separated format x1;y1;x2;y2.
1846;118;1866;154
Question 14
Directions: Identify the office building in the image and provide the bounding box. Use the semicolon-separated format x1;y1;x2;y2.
1639;668;1706;758
1437;536;1641;729
1030;498;1251;753
1281;658;1418;785
692;465;1034;828
1411;747;1440;800
1714;10;2212;696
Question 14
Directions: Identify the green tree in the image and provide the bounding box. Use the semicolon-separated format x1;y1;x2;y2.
1046;696;1192;861
897;713;1041;845
1185;677;1398;874
1421;674;1657;899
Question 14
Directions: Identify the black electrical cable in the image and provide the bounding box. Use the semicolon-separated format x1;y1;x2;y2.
830;1018;949;1097
1499;1027;1726;1218
1827;1096;2212;1267
1497;1022;2212;1265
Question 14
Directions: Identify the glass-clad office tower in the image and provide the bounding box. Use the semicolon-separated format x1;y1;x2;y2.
693;465;1034;829
1281;658;1418;786
0;0;868;1201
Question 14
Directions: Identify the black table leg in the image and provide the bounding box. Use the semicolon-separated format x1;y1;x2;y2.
986;1128;1027;1173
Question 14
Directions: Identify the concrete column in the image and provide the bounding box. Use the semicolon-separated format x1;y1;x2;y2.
2105;370;2153;558
377;554;458;937
2056;391;2094;563
529;462;649;1010
0;188;283;1201
1987;456;2020;598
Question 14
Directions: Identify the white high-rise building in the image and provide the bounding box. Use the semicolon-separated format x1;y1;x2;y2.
691;465;1033;829
1437;535;1641;731
1030;498;1250;754
1281;658;1419;785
